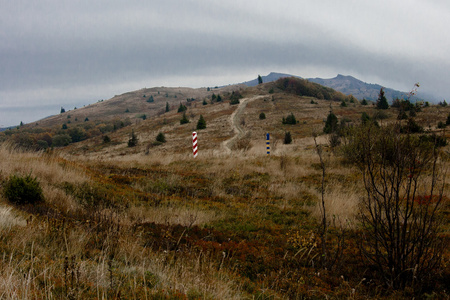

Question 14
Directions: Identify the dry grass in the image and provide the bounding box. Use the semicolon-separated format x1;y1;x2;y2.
1;84;449;298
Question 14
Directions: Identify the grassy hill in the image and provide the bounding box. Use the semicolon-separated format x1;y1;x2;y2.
0;78;448;299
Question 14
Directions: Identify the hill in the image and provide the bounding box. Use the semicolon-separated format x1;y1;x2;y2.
0;77;449;299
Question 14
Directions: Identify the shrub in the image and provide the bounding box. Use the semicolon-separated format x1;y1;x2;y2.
3;174;44;205
323;112;338;134
178;103;187;113
52;134;72;147
128;130;138;147
180;112;189;124
282;113;297;125
259;112;266;120
283;131;292;144
343;124;446;290
156;132;166;143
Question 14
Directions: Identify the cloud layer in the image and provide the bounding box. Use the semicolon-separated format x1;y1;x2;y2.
1;0;449;126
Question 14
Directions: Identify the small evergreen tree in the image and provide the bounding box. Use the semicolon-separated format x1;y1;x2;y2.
180;112;189;124
284;131;292;144
282;113;297;125
258;75;263;85
60;107;65;113
202;99;208;106
156;132;166;143
216;95;222;102
197;115;206;130
165;102;170;112
177;103;187;113
147;95;154;103
323;111;338;134
103;135;111;143
361;98;368;105
128;130;138;147
376;88;389;109
361;112;371;125
3;174;44;205
259;112;266;120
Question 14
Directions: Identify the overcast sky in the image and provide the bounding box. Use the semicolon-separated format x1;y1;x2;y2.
1;0;450;127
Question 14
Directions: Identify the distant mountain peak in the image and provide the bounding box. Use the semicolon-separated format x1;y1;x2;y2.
239;72;435;101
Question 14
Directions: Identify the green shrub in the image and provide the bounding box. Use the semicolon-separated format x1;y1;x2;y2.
3;174;44;205
156;132;166;143
284;131;292;144
259;112;266;120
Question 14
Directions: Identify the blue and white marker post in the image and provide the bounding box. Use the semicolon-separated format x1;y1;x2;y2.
266;133;270;155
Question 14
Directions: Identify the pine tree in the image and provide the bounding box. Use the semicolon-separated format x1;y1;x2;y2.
258;75;263;85
197;115;206;130
323;111;338;134
156;132;166;143
128;130;138;147
376;88;389;109
284;131;292;144
180;112;189;124
165;102;170;112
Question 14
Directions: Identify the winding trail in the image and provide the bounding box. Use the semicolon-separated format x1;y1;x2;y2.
222;95;266;154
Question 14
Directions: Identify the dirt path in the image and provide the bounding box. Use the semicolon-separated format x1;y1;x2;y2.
222;95;265;153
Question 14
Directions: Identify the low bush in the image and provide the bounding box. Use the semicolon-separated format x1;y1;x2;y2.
3;174;44;205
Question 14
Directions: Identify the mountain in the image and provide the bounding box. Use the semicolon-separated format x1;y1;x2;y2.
243;73;418;101
308;74;405;101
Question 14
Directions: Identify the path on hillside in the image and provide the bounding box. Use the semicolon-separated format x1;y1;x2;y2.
222;95;266;153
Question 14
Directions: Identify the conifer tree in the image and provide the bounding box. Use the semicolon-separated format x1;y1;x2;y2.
196;115;206;130
376;88;389;109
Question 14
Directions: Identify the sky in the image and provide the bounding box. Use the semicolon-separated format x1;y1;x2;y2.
1;0;450;127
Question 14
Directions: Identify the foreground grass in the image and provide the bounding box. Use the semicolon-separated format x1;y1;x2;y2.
0;144;448;299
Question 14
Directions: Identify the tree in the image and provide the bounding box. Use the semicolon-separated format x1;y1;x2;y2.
156;132;166;143
128;130;138;147
202;99;208;106
259;112;266;120
283;131;292;144
180;112;189;124
323;111;338;134
60;107;65;113
282;113;297;125
343;125;446;290
258;75;263;85
165;102;170;112
177;103;187;113
196;115;206;130
376;88;389;109
147;95;154;103
361;98;368;105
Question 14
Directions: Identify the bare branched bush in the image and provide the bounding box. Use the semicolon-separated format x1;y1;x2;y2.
343;124;447;291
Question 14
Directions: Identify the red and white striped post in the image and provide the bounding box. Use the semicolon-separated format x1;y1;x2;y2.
192;131;198;158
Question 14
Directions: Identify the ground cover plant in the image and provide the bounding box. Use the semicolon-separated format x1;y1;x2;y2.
0;81;449;298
